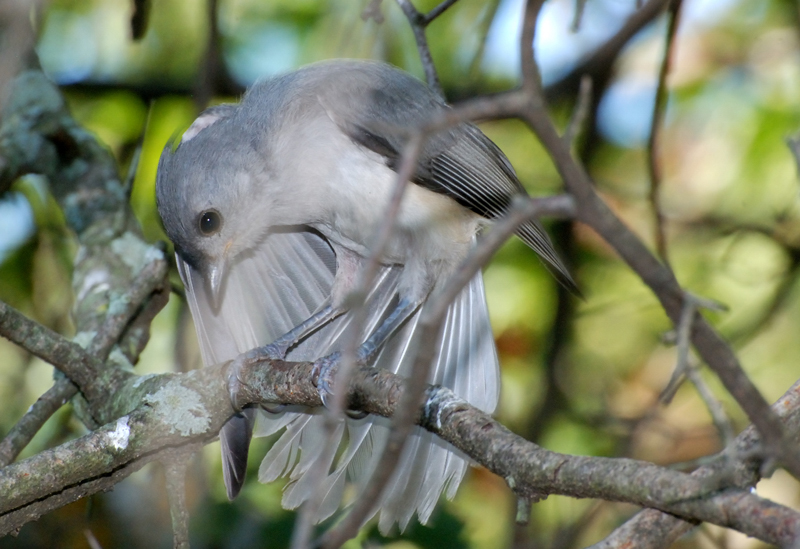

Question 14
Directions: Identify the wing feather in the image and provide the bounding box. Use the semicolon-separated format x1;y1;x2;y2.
182;225;499;532
348;100;576;291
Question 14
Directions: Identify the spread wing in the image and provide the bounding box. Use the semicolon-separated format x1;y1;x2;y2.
179;226;498;532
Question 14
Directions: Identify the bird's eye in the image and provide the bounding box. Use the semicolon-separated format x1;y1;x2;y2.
198;210;223;235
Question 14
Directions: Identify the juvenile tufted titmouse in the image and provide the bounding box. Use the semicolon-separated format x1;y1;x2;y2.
156;59;574;532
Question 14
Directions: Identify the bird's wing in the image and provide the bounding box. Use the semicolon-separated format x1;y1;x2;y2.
177;228;338;367
343;267;499;532
177;227;339;500
263;263;498;533
181;225;499;532
345;103;576;292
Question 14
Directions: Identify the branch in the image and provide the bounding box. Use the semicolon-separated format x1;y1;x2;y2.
519;71;800;478
1;322;799;545
0;378;77;467
0;301;104;401
545;0;671;101
647;0;684;263
395;0;443;96
228;357;800;546
0;70;169;457
590;378;800;548
0;366;225;536
0;0;39;121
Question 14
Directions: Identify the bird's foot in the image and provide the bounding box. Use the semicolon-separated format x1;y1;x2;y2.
227;344;289;411
310;352;370;419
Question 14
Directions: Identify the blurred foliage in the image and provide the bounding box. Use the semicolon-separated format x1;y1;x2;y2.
2;0;800;548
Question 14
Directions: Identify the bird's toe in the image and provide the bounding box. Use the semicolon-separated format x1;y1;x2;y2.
312;351;342;407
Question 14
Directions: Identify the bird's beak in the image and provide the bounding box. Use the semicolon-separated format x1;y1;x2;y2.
208;258;226;309
207;242;232;310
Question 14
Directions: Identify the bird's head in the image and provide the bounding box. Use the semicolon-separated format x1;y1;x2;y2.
156;105;268;308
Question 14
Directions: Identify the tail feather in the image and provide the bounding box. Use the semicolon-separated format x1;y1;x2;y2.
220;409;256;500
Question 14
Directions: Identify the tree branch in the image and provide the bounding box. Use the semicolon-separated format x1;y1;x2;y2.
0;301;104;401
590;378;800;548
0;378;77;467
647;0;683;263
518;74;800;478
229;356;800;546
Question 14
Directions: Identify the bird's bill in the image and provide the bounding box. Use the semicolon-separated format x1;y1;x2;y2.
207;256;227;310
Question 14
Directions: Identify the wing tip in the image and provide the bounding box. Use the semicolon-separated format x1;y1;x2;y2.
517;222;582;299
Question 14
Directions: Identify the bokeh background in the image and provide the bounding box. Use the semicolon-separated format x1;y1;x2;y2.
2;0;800;547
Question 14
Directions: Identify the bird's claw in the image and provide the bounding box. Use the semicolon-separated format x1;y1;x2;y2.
311;353;368;419
312;351;341;408
227;344;289;411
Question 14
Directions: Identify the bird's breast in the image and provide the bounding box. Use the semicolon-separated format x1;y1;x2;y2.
314;151;481;270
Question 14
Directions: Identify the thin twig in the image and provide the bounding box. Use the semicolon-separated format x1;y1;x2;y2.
660;292;734;450
520;0;546;93
395;0;443;96
545;0;671;101
84;529;103;549
122;142;142;202
0;300;104;400
164;449;193;549
685;360;735;448
562;75;593;150
466;0;502;83
423;0;460;25
193;0;222;110
660;292;700;403
570;0;588;32
0;0;39;116
0;378;78;466
647;0;684;265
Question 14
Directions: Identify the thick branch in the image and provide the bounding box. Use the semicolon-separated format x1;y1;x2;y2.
230;358;800;546
0;338;798;546
591;378;800;547
0;70;169;434
0;366;227;534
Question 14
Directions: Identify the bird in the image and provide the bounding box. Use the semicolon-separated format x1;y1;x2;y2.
155;59;574;533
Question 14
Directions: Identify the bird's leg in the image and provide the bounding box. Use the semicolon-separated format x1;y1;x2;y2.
313;297;421;406
259;303;341;360
227;304;343;411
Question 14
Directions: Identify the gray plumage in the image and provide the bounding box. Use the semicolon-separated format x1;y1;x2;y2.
156;59;573;533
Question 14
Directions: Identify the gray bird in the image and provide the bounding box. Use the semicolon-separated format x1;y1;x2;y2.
156;59;574;533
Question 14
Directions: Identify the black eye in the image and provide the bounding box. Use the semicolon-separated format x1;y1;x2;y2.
198;210;222;235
